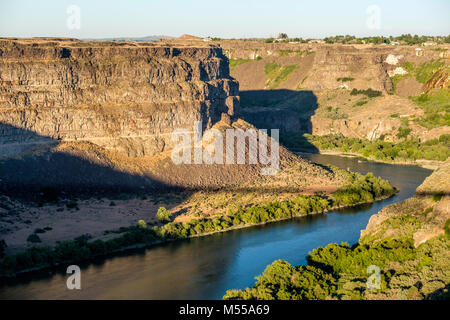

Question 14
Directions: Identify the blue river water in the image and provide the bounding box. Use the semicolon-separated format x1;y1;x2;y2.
0;154;431;299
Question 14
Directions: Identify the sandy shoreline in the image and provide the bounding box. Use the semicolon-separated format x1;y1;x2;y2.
0;196;177;256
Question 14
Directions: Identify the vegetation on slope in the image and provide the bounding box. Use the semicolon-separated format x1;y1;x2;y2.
264;34;450;45
390;60;446;95
415;60;446;84
412;89;450;129
223;160;450;300
350;88;382;98
288;133;450;162
224;234;449;300
229;58;252;72
264;63;298;89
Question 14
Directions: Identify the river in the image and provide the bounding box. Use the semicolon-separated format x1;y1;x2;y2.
0;154;432;299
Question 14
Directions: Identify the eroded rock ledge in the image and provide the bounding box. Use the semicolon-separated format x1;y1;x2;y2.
0;39;240;157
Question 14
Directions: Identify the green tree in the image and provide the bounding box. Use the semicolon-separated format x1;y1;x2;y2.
138;220;147;229
156;207;172;223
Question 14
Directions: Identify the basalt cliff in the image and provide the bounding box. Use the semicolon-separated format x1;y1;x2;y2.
0;38;340;196
0;39;239;158
209;39;449;144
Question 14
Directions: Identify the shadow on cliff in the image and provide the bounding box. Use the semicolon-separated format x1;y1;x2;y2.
0;123;179;203
0;122;325;204
238;89;319;153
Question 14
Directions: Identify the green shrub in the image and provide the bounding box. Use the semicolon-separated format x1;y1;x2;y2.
337;77;355;82
350;88;382;98
156;207;172;223
66;200;78;209
225;237;417;300
355;100;368;107
308;238;415;276
27;234;41;243
433;193;444;202
397;126;411;139
332;171;396;206
138;220;147;229
223;260;338;300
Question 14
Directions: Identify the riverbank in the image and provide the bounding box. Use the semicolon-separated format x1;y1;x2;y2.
0;194;395;279
223;159;449;300
0;153;433;299
296;150;443;170
0;170;397;278
293;133;449;170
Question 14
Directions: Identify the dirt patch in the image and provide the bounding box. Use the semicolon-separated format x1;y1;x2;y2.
396;78;423;97
0;197;179;255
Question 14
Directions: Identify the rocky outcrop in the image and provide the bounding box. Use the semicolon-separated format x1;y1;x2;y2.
423;66;450;93
361;159;450;247
0;39;240;157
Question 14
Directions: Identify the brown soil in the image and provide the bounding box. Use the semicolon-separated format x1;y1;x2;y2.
396;78;423;97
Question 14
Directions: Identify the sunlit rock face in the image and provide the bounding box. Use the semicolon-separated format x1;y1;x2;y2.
0;39;240;157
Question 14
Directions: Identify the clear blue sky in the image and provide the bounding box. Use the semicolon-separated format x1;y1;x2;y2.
0;0;449;39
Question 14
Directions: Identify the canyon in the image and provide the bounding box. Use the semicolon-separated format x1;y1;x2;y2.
0;38;346;255
0;38;448;300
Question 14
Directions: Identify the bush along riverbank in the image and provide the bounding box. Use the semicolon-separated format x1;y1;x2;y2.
223;237;420;300
223;159;450;300
282;133;450;167
0;170;397;277
223;217;450;300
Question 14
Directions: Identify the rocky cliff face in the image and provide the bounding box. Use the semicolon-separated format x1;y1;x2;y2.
214;40;449;142
0;39;240;157
0;39;343;195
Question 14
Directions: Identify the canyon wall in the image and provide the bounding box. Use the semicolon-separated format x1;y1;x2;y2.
213;40;449;142
0;39;240;157
0;39;342;194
